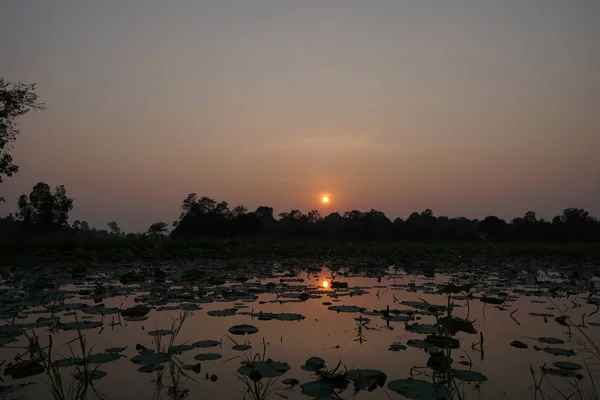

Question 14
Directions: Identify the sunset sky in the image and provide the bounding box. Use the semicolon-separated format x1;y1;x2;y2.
1;1;599;232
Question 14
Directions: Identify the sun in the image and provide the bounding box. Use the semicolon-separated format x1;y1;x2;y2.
322;281;329;288
321;196;330;204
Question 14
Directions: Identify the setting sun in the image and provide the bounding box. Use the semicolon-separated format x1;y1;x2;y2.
322;196;330;204
322;281;329;288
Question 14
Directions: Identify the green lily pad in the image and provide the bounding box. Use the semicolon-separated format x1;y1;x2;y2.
130;351;171;365
194;353;222;361
301;357;326;371
538;337;564;344
451;369;488;382
207;308;237;317
105;346;127;353
52;357;84;367
232;344;252;351
74;370;107;381
301;381;336;398
193;340;219;348
554;361;583;370
389;343;407;351
282;378;299;386
405;324;439;334
86;352;122;364
387;379;451;399
346;369;387;391
148;329;173;336
327;305;366;313
238;360;291;378
170;344;196;354
138;364;164;373
510;341;528;349
543;347;576;356
228;325;259;335
383;315;412;322
57;321;103;331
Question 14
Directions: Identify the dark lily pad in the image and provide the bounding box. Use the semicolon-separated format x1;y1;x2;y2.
405;324;439;334
554;361;583;371
182;363;202;373
193;340;219;348
4;360;45;379
301;381;336;398
282;378;299;386
228;325;259;335
538;337;564;344
207;308;237;317
194;353;222;361
238;360;290;378
138;364;164;373
52;357;84;367
510;341;528;349
148;329;173;336
105;346;127;353
86;352;122;364
543;347;576;357
301;357;326;371
389;343;407;351
130;351;170;365
74;370;107;381
57;321;103;331
451;369;488;382
327;305;366;313
121;305;150;318
346;369;387;391
387;379;451;399
232;344;252;351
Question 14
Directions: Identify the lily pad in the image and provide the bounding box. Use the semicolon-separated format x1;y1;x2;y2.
86;352;122;364
327;305;366;313
193;340;220;348
543;347;576;357
138;364;164;373
52;357;84;367
74;370;107;381
389;343;407;351
553;361;583;371
538;337;564;344
301;381;336;398
301;357;326;371
405;324;439;334
232;344;252;351
58;321;103;331
510;341;528;349
387;379;451;399
130;351;171;365
194;353;222;361
207;308;237;317
228;325;259;335
148;329;173;336
451;369;488;382
238;360;291;378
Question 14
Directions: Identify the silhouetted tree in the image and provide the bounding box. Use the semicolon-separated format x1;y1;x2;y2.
147;221;168;237
0;78;45;199
108;221;121;236
16;182;73;231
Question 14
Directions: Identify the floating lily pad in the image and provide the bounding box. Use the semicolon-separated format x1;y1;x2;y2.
148;329;173;336
52;357;84;367
182;363;202;373
228;325;259;335
105;346;127;353
138;364;164;373
538;337;564;344
328;305;366;313
383;315;412;322
301;381;336;398
282;378;299;386
232;344;252;351
74;370;107;381
387;379;451;399
553;361;583;370
123;316;148;322
170;344;196;354
510;341;528;349
86;352;122;364
543;347;576;356
130;351;170;365
58;321;103;331
207;308;237;317
389;343;407;351
530;313;554;318
451;369;488;382
4;360;45;379
193;340;219;348
121;305;150;318
301;357;326;371
194;353;222;361
346;369;387;391
406;324;439;334
238;360;290;378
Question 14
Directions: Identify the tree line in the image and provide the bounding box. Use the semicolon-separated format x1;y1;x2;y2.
1;183;600;242
1;77;599;243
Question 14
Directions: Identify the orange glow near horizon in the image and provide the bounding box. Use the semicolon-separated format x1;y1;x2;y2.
322;280;329;288
321;195;330;204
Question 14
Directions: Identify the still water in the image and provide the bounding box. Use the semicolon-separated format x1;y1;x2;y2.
1;263;599;399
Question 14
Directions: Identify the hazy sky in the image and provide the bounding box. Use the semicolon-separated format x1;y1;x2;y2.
1;0;599;232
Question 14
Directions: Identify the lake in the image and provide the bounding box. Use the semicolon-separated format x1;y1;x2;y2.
1;261;599;399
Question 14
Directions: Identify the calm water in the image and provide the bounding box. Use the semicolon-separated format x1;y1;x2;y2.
1;263;599;399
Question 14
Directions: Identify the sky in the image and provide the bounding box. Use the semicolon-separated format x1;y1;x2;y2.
1;0;599;232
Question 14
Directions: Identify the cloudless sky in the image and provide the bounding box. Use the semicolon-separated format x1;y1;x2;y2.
1;0;599;232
